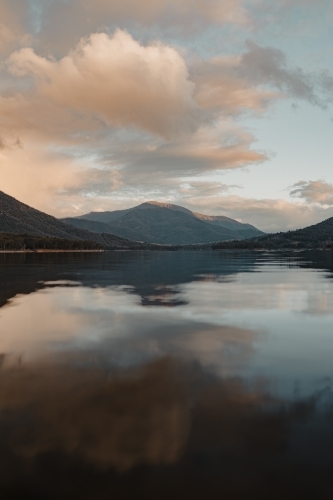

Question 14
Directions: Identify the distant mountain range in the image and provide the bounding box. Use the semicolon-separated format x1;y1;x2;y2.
63;201;264;245
3;189;333;251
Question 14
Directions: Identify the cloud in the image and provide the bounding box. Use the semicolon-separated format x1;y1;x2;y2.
190;40;333;118
178;181;237;198
194;41;333;115
0;143;88;214
3;0;253;61
8;30;200;139
5;32;329;148
192;56;280;115
289;180;333;205
79;0;251;27
0;135;22;150
239;41;327;107
134;124;265;173
252;0;333;33
176;194;333;232
0;0;32;56
0;92;104;148
59;168;124;197
2;133;332;232
8;33;311;153
4;35;289;148
46;123;263;211
0;111;267;217
2;21;333;228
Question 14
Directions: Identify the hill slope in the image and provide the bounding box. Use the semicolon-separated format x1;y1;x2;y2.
0;190;146;249
64;201;264;245
212;216;333;250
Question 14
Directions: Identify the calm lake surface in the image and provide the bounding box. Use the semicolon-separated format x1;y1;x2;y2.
1;250;333;498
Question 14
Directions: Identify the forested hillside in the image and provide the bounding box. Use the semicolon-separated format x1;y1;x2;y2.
0;234;102;251
212;216;333;250
0;190;154;249
64;201;264;244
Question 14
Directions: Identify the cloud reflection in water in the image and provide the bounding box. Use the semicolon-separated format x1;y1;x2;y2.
1;356;333;499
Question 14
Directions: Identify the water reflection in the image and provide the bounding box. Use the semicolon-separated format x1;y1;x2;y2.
1;356;333;499
0;250;260;308
1;249;333;311
1;250;333;496
0;284;259;375
2;250;333;391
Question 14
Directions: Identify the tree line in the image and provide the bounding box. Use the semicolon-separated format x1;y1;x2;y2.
0;234;102;251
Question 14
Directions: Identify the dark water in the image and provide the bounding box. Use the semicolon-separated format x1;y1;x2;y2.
1;250;333;498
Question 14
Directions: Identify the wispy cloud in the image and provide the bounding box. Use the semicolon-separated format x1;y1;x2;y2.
178;194;333;232
289;180;333;205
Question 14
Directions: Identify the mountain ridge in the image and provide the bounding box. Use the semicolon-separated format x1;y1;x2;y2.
64;201;264;245
2;190;333;250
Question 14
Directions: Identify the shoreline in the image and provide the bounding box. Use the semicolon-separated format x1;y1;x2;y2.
0;247;330;254
0;249;105;254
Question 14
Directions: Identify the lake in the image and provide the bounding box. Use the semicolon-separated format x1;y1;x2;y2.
1;250;333;498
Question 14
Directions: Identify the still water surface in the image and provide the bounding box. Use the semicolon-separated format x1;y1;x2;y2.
1;250;333;498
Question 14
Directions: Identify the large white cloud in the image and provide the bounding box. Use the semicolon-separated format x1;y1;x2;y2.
8;30;200;138
2;30;271;213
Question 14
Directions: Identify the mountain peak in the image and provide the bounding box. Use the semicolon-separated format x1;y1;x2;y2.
146;201;172;207
64;200;264;244
139;201;191;214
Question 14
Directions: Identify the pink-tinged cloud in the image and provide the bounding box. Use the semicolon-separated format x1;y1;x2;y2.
192;56;280;115
192;40;333;115
289;180;333;205
156;124;266;170
0;145;77;212
8;30;200;139
0;0;32;57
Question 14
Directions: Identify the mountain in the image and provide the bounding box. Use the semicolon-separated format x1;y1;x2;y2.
212;216;333;250
63;201;264;245
2;190;332;251
76;208;132;223
0;190;149;249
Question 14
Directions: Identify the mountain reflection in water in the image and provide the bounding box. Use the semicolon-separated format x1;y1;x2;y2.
1;250;333;497
0;250;259;309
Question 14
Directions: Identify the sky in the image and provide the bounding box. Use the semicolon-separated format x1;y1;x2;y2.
0;0;333;232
